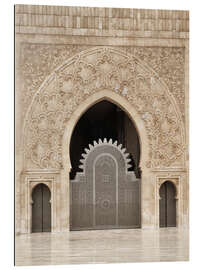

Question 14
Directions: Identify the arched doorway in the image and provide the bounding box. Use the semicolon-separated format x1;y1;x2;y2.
70;100;141;179
69;100;141;230
32;184;51;233
159;181;176;227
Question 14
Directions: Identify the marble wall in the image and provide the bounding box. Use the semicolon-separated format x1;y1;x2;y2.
15;5;189;234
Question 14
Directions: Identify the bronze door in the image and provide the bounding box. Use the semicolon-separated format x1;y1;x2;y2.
94;155;117;228
32;184;51;232
70;139;141;230
159;181;176;227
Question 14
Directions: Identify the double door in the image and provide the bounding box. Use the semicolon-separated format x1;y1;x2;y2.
32;184;51;232
159;181;176;227
70;154;140;230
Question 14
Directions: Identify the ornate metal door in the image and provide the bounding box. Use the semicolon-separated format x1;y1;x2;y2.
95;154;117;228
70;138;141;230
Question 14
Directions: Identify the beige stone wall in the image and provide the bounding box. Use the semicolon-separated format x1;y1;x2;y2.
15;5;189;233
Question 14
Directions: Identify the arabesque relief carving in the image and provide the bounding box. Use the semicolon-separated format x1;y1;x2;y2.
20;44;185;120
123;47;185;121
20;44;90;116
23;47;185;169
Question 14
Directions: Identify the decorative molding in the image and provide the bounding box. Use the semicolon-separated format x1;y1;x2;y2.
15;5;189;37
15;5;189;20
23;169;61;174
151;168;187;172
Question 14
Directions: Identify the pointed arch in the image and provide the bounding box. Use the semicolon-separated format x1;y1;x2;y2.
62;89;149;172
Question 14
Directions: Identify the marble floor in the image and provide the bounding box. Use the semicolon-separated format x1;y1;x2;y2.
15;228;189;266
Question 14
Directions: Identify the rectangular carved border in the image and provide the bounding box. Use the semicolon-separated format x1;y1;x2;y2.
25;173;57;233
155;175;183;228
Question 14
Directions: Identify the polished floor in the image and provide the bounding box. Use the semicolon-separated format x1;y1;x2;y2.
15;228;189;266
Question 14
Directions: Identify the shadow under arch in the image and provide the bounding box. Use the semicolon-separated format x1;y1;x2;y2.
62;89;149;173
69;99;141;179
159;180;178;199
31;182;51;195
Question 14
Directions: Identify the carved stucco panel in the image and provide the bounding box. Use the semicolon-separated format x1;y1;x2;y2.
123;46;185;121
23;47;185;170
20;44;90;116
20;44;185;121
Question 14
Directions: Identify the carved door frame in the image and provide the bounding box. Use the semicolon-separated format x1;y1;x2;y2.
25;175;56;233
155;176;182;228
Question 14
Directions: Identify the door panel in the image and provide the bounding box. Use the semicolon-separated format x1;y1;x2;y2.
70;142;141;230
32;184;43;232
159;181;176;227
42;185;51;232
95;155;117;227
159;183;166;227
32;184;51;232
166;182;176;227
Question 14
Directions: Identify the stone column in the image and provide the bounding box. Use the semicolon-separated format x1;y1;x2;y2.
60;168;70;232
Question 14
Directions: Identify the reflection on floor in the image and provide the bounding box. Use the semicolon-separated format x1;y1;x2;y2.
15;228;189;266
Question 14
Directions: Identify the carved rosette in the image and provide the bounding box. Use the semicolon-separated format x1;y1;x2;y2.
24;47;185;169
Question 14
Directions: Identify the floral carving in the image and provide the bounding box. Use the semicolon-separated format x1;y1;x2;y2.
23;47;185;169
20;44;90;116
20;44;185;121
123;47;185;121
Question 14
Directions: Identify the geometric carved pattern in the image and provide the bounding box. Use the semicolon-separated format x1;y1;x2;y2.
23;47;185;169
102;175;111;183
70;138;140;230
